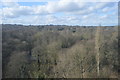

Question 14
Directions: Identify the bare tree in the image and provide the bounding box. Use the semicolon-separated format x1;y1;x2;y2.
95;26;101;77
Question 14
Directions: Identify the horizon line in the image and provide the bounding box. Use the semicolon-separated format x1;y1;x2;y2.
1;24;118;27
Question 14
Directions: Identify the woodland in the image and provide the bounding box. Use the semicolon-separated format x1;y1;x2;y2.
2;24;119;78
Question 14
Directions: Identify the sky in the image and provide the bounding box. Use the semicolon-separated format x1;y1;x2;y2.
0;0;119;26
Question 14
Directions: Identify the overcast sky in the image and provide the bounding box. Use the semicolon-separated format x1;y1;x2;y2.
0;0;118;26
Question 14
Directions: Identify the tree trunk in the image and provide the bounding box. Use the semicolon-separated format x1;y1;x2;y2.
95;26;101;77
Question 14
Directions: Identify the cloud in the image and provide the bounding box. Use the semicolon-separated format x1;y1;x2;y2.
2;2;19;7
2;8;18;18
45;15;57;23
43;1;86;13
2;1;116;18
34;6;48;15
1;0;118;2
1;0;118;26
100;15;108;19
17;6;34;15
2;6;34;18
102;7;110;12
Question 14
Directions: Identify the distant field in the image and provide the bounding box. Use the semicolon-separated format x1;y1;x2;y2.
2;24;118;78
